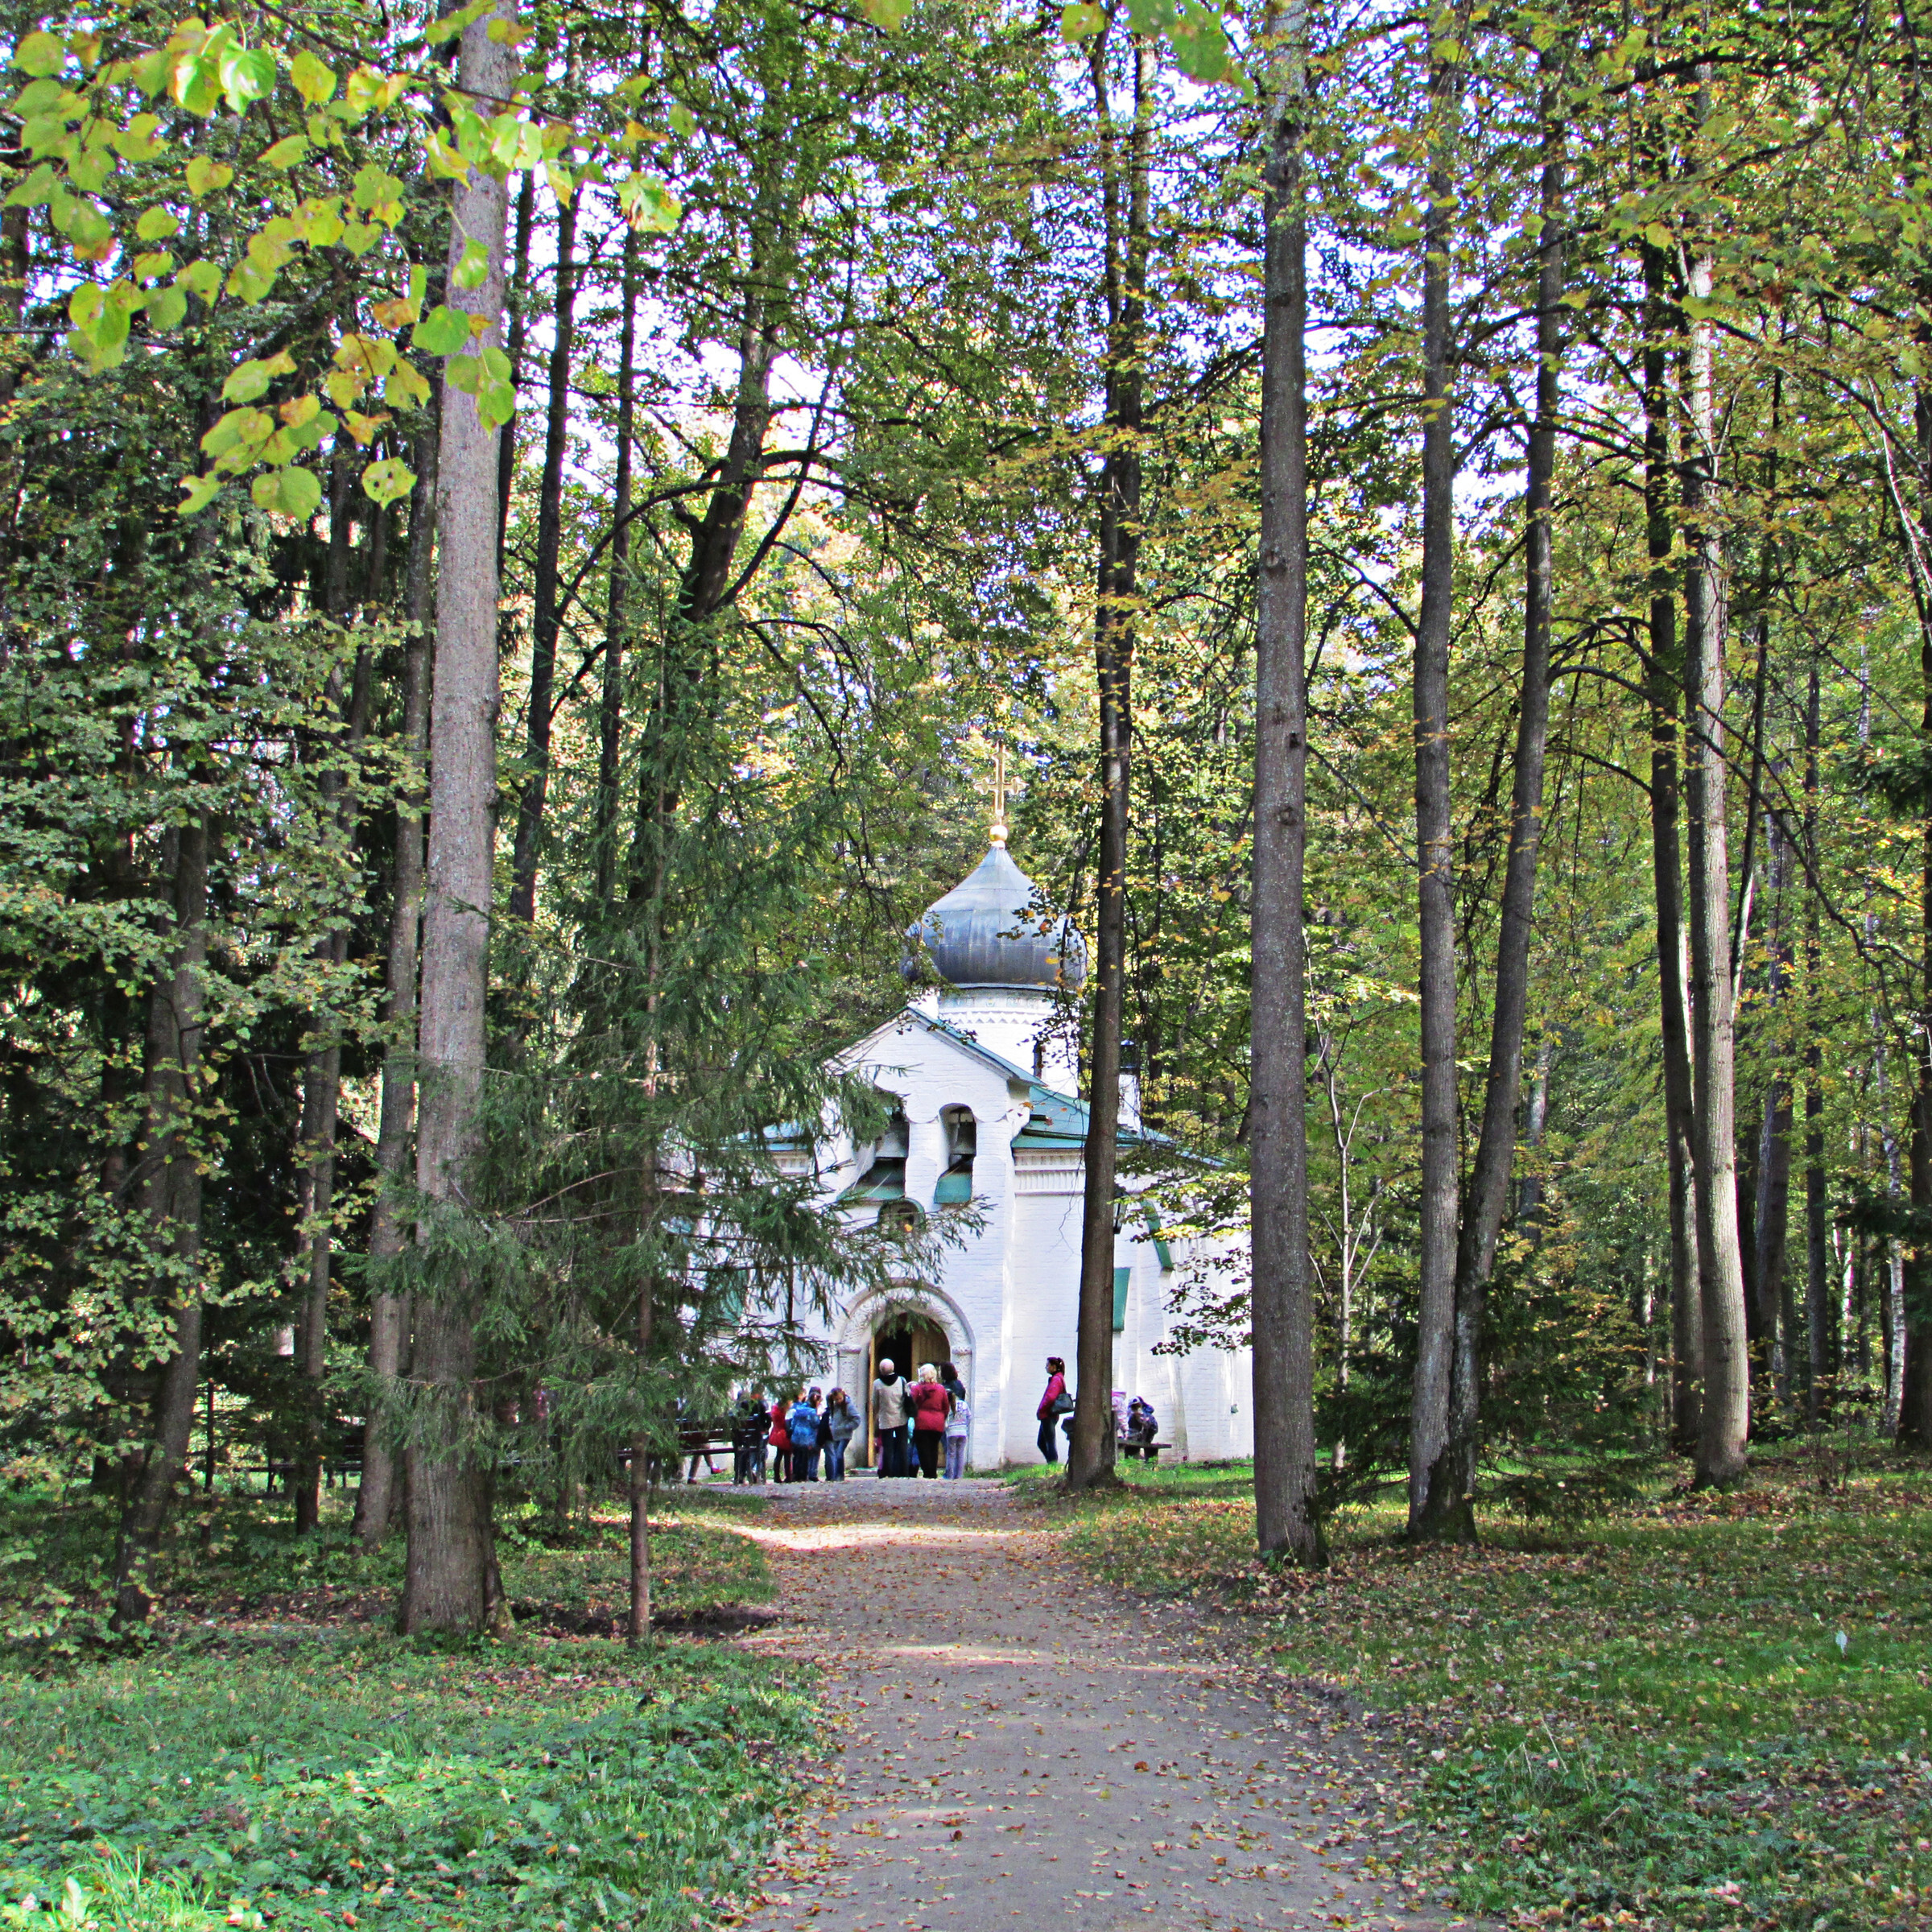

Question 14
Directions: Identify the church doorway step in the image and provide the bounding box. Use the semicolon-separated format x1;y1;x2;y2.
866;1315;949;1470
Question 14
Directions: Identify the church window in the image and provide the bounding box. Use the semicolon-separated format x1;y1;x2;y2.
935;1105;976;1204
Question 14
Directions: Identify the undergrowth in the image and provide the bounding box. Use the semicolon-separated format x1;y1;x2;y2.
0;1487;800;1930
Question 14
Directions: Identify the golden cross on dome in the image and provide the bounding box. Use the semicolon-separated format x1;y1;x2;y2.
990;739;1009;846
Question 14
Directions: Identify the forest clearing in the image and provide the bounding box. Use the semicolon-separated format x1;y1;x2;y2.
5;0;1932;1927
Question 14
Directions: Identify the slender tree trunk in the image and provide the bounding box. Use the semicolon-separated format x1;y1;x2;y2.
1904;357;1932;1443
1406;27;1463;1539
628;1278;655;1641
1753;803;1794;1408
1681;115;1751;1484
1643;235;1700;1455
597;225;640;909
294;470;374;1534
1068;30;1150;1493
356;411;440;1547
1518;1040;1552;1226
402;4;515;1634
496;171;535;574
1249;0;1323;1563
111;811;210;1628
508;127;581;927
1802;659;1829;1418
1439;77;1564;1534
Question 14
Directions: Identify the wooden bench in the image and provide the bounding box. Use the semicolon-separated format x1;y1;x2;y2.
1119;1439;1171;1463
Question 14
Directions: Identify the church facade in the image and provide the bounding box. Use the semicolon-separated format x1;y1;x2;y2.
773;833;1255;1470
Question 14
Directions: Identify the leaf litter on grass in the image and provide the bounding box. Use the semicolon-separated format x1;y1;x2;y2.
1048;1455;1932;1932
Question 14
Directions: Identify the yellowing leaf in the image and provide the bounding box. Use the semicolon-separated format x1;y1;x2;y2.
453;237;490;290
134;204;180;242
184;157;233;197
361;456;416;505
261;133;308;170
289;50;336;105
14;32;67;77
177;472;221;515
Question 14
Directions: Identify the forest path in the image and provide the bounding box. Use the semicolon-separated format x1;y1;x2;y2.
730;1476;1468;1932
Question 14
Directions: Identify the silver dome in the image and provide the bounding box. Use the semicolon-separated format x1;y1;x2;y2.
902;844;1087;991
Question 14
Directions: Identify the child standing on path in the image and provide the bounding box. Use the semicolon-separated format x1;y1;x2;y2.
943;1377;970;1479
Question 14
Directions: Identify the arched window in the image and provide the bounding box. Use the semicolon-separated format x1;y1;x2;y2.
935;1105;976;1204
877;1199;923;1236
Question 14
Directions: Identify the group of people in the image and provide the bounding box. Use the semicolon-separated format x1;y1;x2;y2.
1034;1357;1160;1464
869;1358;972;1478
730;1387;862;1484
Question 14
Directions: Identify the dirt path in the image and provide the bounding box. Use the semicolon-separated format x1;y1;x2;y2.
732;1477;1470;1932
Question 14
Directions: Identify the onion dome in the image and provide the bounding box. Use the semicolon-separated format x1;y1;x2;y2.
902;840;1087;991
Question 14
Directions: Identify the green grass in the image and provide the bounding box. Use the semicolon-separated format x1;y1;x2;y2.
0;1487;804;1930
1047;1452;1932;1931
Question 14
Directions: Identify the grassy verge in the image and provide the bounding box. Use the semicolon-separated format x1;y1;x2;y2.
1045;1453;1932;1932
0;1488;804;1931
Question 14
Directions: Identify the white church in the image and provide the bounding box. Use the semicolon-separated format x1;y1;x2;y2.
770;824;1256;1471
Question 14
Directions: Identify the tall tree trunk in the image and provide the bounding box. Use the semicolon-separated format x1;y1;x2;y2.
402;4;515;1635
1406;24;1463;1539
1644;230;1700;1457
1249;0;1323;1563
496;170;535;574
1802;658;1829;1418
111;811;210;1628
356;411;440;1547
509;113;581;927
1439;74;1564;1534
293;469;373;1534
1681;94;1751;1484
1752;802;1794;1408
628;1278;655;1641
1069;27;1150;1494
597;224;640;910
1904;352;1932;1442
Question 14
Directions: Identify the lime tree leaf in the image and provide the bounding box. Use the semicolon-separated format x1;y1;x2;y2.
289;51;336;105
443;350;484;396
1168;1;1234;83
1061;2;1106;39
617;171;680;233
177;472;221;515
146;284;188;330
667;101;696;136
254;466;323;518
13;32;66;76
361;456;415;505
411;305;472;356
477;379;516;431
453;237;490;290
184;158;233;197
177;259;221;302
219;43;275;111
222;349;295;402
261;134;308;170
859;0;912;26
135;206;180;242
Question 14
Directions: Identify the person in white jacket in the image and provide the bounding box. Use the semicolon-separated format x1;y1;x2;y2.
870;1358;909;1477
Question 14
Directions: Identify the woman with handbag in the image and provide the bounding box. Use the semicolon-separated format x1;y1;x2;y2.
1036;1356;1069;1464
908;1364;950;1477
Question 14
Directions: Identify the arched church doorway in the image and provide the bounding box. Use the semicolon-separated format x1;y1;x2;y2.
865;1314;950;1468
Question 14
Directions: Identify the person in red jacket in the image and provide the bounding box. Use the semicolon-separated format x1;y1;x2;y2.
1036;1356;1067;1465
907;1364;951;1478
766;1395;791;1484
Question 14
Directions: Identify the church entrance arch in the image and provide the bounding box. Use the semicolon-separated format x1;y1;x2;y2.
836;1284;973;1470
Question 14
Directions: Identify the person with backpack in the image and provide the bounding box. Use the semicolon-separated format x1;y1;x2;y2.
822;1388;861;1480
1036;1356;1070;1464
788;1389;822;1482
943;1374;970;1480
907;1364;949;1477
